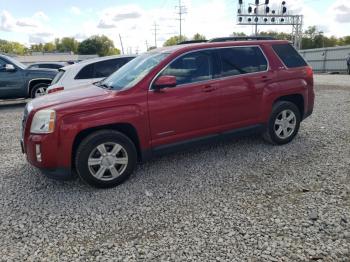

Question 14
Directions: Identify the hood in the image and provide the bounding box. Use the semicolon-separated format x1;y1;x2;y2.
28;85;110;112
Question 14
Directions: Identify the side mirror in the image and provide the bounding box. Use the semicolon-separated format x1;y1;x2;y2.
4;64;16;72
153;75;177;90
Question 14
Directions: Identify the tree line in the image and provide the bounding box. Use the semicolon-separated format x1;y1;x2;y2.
2;26;350;56
0;35;120;56
163;26;350;49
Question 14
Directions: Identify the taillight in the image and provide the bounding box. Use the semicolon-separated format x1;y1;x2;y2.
306;66;313;78
48;87;64;94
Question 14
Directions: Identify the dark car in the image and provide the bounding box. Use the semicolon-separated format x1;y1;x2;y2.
27;62;67;70
22;40;314;188
0;54;57;99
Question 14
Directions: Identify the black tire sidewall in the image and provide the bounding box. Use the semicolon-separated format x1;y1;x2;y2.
30;83;48;98
267;102;301;145
75;131;137;188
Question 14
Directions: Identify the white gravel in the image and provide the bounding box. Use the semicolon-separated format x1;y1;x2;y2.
314;74;350;87
0;76;349;261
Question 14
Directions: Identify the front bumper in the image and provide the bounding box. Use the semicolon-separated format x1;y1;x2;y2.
22;133;74;180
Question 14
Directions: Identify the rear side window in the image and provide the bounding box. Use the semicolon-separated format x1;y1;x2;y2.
93;58;133;78
160;50;213;86
218;47;268;77
75;64;94;79
272;44;307;68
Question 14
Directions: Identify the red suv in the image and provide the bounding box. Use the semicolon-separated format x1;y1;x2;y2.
21;40;314;188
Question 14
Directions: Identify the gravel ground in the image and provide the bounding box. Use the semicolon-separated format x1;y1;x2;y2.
0;75;349;261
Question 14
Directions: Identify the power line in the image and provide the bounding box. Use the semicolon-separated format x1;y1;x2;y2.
151;22;160;47
175;0;187;40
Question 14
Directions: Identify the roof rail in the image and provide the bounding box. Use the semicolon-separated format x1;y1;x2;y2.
208;36;276;42
177;40;208;45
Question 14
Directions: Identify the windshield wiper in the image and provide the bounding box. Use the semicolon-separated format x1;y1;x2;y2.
94;82;113;90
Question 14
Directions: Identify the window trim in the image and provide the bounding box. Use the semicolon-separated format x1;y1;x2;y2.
149;45;270;91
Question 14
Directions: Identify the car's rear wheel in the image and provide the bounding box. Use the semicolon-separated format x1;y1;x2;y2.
263;101;301;145
75;130;137;188
31;83;49;98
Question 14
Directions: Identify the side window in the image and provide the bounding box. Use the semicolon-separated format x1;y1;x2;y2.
218;47;268;77
75;64;94;80
93;59;123;78
0;58;7;68
272;44;307;68
160;51;213;86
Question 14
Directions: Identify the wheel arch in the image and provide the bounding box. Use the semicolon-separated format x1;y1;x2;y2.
274;94;304;118
72;123;141;169
28;78;53;96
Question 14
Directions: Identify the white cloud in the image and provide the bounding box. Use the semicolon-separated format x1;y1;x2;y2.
34;11;49;21
330;0;350;23
70;6;81;16
0;10;16;32
97;19;116;29
16;18;39;28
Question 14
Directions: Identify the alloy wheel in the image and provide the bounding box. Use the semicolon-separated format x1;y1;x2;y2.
87;142;128;181
274;109;297;139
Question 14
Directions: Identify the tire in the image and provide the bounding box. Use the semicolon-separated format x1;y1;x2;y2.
348;65;350;75
263;101;301;145
30;83;49;98
75;130;137;188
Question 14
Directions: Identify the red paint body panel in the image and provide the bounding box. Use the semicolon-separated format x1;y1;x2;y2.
22;40;314;177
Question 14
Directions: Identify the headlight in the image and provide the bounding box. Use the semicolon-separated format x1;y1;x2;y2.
30;109;56;134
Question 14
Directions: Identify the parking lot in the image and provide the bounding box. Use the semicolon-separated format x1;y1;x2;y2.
0;75;349;261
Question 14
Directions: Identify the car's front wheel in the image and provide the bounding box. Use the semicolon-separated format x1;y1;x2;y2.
263;101;301;145
75;130;137;188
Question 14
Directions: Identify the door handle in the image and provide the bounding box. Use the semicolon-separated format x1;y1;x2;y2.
202;85;216;92
261;76;272;82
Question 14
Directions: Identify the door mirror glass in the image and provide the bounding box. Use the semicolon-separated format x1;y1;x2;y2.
4;64;16;72
153;75;177;89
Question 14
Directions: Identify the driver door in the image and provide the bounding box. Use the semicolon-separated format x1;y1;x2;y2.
0;58;24;98
147;50;221;148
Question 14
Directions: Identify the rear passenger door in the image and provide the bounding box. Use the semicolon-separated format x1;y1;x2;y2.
215;46;270;129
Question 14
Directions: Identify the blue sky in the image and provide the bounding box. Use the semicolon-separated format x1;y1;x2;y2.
0;0;349;52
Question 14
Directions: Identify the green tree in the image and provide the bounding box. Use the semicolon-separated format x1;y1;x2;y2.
58;37;79;53
0;39;27;55
231;32;247;37
43;42;56;52
163;35;188;46
192;33;206;41
259;31;292;40
78;35;120;56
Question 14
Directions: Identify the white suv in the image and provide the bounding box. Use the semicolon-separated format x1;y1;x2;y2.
47;55;135;94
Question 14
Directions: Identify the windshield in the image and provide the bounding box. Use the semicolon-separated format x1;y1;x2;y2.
51;69;65;85
5;56;26;69
101;52;169;90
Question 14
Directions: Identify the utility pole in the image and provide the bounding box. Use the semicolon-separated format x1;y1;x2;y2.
176;0;187;41
152;22;159;47
119;34;124;55
145;40;149;51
